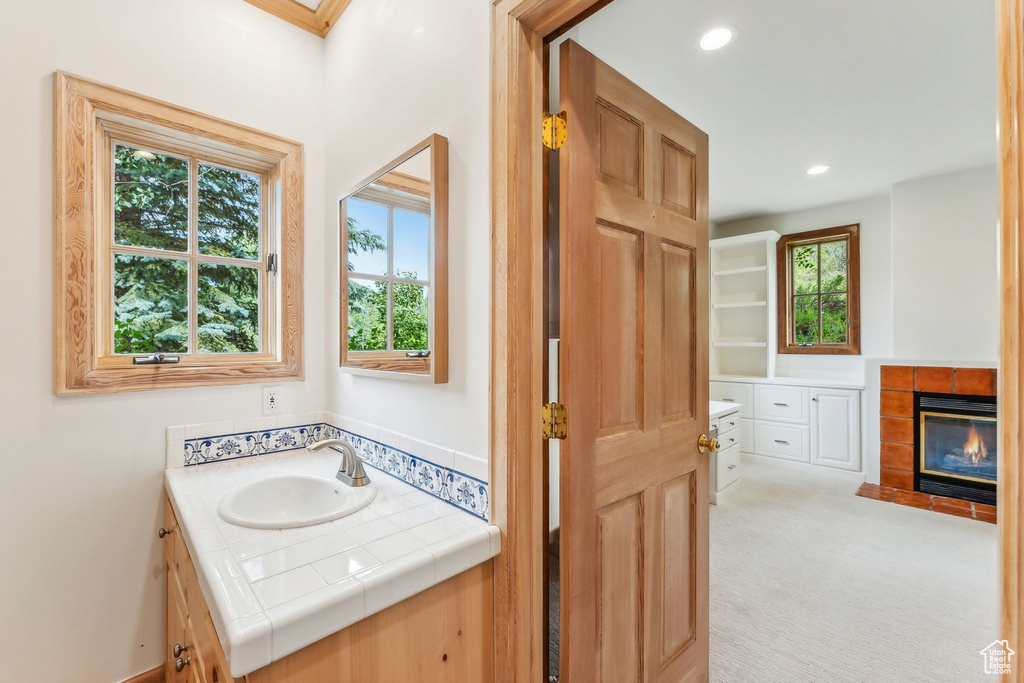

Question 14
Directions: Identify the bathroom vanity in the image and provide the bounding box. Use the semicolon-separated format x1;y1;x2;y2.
162;448;498;681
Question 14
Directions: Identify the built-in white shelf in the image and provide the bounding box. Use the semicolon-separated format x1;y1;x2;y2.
712;266;768;277
710;230;781;377
712;301;768;310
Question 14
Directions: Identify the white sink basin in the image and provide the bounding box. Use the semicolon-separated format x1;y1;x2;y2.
217;475;377;529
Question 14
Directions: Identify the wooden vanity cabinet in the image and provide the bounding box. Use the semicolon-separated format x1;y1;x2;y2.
164;500;238;683
162;498;495;682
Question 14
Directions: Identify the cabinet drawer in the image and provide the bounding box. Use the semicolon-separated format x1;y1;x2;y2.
710;416;720;433
740;418;754;452
755;385;809;424
716;445;741;489
717;412;740;436
717;428;740;452
755;422;810;462
710;382;753;418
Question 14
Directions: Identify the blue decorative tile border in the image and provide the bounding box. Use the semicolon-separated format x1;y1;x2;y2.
182;421;489;520
324;424;489;521
184;423;326;466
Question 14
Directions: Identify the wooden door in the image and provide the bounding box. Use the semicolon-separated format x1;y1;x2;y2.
559;40;710;683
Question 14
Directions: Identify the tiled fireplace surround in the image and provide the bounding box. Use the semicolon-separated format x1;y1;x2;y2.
856;365;998;523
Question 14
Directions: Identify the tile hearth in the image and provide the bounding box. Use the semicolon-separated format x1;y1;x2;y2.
856;482;997;523
865;364;998;523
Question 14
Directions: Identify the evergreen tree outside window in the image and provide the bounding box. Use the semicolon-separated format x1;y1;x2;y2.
111;143;265;356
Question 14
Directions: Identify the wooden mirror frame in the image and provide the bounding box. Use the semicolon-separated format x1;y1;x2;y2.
338;134;449;383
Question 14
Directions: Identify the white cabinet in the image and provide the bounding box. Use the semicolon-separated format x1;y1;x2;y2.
715;445;741;490
711;377;863;475
755;422;810;462
754;385;809;424
710;405;742;504
709;381;753;418
809;388;861;471
739;418;754;452
710;231;781;378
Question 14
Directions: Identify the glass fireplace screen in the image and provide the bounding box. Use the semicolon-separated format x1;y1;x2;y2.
920;412;997;484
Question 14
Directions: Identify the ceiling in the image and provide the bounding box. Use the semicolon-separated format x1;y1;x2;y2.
569;0;998;222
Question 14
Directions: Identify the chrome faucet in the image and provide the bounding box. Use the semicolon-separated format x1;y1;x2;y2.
307;439;372;487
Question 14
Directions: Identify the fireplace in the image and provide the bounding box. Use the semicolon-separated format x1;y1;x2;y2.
914;392;997;505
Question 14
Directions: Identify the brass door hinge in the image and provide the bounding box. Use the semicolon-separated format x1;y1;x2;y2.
542;111;567;150
542;402;567;440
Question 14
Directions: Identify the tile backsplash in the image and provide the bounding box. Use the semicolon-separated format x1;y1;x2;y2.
167;412;489;520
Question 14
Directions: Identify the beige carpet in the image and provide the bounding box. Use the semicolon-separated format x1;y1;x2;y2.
710;458;998;683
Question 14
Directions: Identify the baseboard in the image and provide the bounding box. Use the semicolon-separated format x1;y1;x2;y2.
741;452;867;485
120;665;163;683
710;479;741;505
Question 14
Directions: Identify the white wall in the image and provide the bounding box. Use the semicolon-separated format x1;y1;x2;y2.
714;195;894;379
0;1;326;680
891;165;1000;360
322;0;491;460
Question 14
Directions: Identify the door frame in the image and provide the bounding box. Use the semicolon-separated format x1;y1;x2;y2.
998;1;1024;678
490;1;1024;682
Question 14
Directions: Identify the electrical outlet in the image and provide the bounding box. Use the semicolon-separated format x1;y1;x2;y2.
263;386;280;416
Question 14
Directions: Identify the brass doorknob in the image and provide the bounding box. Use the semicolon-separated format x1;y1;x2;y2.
697;434;719;453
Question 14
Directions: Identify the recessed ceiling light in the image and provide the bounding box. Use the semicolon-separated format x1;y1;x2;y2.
806;165;830;175
699;26;735;51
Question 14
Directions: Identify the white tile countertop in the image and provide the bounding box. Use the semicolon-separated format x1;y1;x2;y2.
710;400;742;420
165;449;500;678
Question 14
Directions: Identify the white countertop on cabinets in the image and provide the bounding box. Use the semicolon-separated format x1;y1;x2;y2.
712;374;866;391
710;400;742;419
165;450;499;677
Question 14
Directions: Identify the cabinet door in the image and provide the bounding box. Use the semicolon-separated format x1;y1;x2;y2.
810;388;861;470
167;570;189;683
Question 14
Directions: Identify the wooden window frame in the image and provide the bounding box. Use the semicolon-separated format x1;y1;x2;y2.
55;72;304;395
338;135;448;383
776;224;861;355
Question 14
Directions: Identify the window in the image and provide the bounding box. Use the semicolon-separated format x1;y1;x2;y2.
339;137;448;381
55;73;304;394
346;187;430;353
110;144;266;356
777;224;860;355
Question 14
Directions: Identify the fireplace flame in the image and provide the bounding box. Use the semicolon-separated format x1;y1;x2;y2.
963;424;988;464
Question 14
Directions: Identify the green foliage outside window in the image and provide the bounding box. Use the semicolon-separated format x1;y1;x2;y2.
346;211;430;353
113;145;262;355
791;239;849;345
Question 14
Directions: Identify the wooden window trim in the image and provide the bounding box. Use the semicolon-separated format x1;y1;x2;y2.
54;72;304;395
243;0;352;38
776;224;861;355
338;135;448;383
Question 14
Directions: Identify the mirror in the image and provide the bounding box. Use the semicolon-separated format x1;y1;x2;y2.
339;135;448;382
